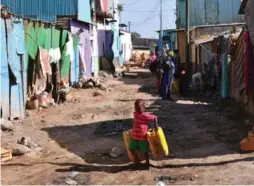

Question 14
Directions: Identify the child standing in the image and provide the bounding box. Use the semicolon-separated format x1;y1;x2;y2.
129;99;158;169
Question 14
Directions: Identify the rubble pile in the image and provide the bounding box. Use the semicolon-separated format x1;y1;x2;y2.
74;73;109;91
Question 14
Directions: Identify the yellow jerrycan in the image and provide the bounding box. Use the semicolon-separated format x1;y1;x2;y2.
123;129;146;162
240;131;254;152
147;127;169;159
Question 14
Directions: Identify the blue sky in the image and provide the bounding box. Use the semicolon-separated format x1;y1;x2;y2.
120;0;176;38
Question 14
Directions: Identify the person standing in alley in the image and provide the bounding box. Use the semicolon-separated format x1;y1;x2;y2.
161;50;175;101
129;99;158;170
173;49;181;75
149;51;161;94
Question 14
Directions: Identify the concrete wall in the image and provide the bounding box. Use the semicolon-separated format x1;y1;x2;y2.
120;31;132;63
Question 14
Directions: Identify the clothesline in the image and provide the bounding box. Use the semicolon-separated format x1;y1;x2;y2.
197;42;227;56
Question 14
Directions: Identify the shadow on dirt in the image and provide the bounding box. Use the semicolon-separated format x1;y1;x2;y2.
41;69;253;173
50;156;254;173
3;155;253;173
41;98;251;163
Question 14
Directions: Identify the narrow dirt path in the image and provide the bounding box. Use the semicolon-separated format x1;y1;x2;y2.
1;68;254;185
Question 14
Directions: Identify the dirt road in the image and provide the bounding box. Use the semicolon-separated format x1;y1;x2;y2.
1;68;254;185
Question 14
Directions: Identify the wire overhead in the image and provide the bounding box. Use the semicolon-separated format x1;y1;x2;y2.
124;0;141;8
123;9;175;13
131;0;160;25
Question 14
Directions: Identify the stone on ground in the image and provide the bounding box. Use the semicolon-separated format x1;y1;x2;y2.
11;144;32;156
109;147;123;158
1;119;14;131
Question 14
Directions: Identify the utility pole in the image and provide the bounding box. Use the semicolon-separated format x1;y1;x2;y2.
185;0;190;90
160;0;163;65
128;21;131;32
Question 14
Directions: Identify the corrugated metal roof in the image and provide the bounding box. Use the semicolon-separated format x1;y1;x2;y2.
194;36;215;45
1;0;78;22
194;28;243;45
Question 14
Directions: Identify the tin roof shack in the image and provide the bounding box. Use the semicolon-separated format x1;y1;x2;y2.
1;0;99;77
233;0;254;115
156;29;179;51
176;23;245;69
179;20;244;99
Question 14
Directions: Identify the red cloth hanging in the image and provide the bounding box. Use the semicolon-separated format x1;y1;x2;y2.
244;31;254;95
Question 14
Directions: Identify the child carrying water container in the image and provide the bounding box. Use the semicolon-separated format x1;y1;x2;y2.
129;99;158;169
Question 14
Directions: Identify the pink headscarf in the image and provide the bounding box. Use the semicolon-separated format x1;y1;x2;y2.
150;53;156;63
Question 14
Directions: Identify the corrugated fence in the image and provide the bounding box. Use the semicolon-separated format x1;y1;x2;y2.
176;0;244;28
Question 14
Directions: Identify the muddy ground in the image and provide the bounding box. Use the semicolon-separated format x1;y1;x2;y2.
1;68;254;185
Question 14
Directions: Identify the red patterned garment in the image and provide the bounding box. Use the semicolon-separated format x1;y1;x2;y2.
39;47;52;75
244;32;254;95
132;112;157;140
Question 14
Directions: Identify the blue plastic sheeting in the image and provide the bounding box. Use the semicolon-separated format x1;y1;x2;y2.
176;0;244;28
1;18;10;119
71;49;79;86
221;37;229;98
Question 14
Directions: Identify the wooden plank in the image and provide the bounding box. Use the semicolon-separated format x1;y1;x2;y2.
177;31;186;63
1;148;12;162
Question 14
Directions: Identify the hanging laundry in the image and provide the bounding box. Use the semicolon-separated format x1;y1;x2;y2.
244;31;254;95
205;56;217;87
60;33;73;81
49;48;61;63
245;0;254;45
5;18;13;33
78;44;86;73
221;36;229;98
66;33;74;62
39;47;52;75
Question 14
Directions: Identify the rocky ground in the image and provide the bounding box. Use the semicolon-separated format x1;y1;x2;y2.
1;68;254;185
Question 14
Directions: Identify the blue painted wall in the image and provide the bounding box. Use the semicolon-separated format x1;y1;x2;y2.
176;0;244;28
1;0;91;23
1;18;10;119
1;17;26;119
109;0;121;66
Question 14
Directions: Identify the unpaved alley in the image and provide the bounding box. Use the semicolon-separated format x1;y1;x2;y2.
1;69;254;185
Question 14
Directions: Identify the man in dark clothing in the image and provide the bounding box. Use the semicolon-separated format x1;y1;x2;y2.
173;49;181;75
